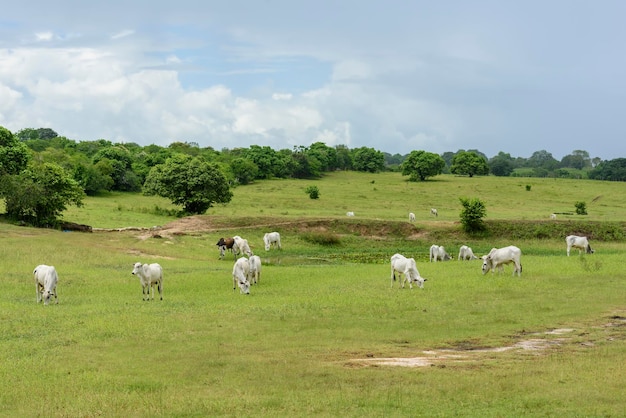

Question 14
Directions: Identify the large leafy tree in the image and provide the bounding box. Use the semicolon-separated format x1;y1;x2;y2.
351;146;385;173
0;126;31;176
401;150;445;181
489;152;515;177
589;158;626;181
2;163;85;227
450;151;490;177
143;154;233;214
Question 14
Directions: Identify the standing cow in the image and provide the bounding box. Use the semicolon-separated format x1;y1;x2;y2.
232;257;251;294
132;262;163;301
565;235;594;256
216;237;235;259
390;253;427;289
263;232;282;251
233;236;253;257
409;212;416;222
481;246;522;277
248;255;262;285
429;245;452;262
33;264;59;305
458;245;478;261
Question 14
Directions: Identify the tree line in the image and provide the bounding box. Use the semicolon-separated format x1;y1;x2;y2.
1;126;625;227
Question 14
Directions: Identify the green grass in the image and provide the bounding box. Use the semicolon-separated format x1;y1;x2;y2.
1;172;626;416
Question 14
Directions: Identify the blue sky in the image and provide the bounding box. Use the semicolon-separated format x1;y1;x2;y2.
1;1;625;160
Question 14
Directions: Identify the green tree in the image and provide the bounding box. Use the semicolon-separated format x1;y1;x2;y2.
459;197;487;233
400;150;445;181
143;155;233;215
450;151;490;177
230;157;259;185
305;185;320;199
351;147;385;173
93;146;140;191
589;158;626;181
0;126;31;176
2;163;85;227
489;152;515;177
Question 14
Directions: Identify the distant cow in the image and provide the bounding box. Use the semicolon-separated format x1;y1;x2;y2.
232;257;251;294
131;262;163;301
566;235;594;256
248;255;262;285
216;237;235;259
429;245;452;262
409;212;416;222
233;236;253;257
263;232;282;251
458;245;478;261
346;211;355;217
481;246;522;277
390;253;427;289
33;264;59;305
550;213;557;220
430;208;438;217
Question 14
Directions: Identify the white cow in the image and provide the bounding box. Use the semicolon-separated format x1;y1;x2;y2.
481;246;522;277
131;262;163;301
248;255;262;285
566;235;594;256
430;208;438;217
233;235;253;257
33;264;59;305
390;253;427;289
263;232;282;251
429;244;452;262
232;257;251;294
550;213;557;220
458;245;478;261
409;212;416;222
346;211;355;217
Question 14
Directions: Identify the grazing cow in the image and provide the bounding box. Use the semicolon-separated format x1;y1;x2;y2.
430;208;438;217
566;235;594;256
232;257;251;294
131;262;163;301
263;232;282;251
390;253;427;289
233;236;253;257
429;244;452;262
216;237;235;259
346;211;355;217
481;246;522;277
248;255;262;285
409;212;416;222
458;245;478;261
33;264;59;305
550;213;557;220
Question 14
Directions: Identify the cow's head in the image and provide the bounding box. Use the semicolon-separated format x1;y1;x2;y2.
216;238;226;247
131;262;142;276
238;279;250;295
481;256;492;274
42;290;54;305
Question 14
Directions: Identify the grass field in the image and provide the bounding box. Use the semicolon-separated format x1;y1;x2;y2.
1;172;625;417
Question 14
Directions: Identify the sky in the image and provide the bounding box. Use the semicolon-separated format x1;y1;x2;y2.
1;1;625;161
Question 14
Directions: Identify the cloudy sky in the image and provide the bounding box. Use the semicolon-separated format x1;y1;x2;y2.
1;1;625;160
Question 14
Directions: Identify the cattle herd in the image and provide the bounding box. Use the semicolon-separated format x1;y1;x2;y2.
32;225;596;303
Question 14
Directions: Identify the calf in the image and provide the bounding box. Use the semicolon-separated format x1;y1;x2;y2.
33;264;59;305
481;246;522;277
566;235;594;256
131;262;163;301
390;253;427;289
429;244;452;262
233;235;253;257
232;257;251;294
248;255;262;285
430;208;438;217
263;232;282;251
458;245;478;261
409;212;416;222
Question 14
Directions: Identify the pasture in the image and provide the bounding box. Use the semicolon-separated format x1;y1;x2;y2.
1;172;625;417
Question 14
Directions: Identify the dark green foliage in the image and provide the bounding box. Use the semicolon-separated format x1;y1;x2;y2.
450;151;490;177
400;150;445;181
305;185;320;199
0;126;31;176
589;158;626;181
351;147;385;173
143;154;233;215
230;157;258;185
459;197;487;233
575;201;588;215
2;163;85;227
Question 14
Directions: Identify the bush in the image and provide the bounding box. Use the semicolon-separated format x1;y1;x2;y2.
301;231;340;246
305;185;320;199
575;201;588;215
459;197;487;233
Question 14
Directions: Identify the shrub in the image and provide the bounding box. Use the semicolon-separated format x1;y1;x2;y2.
305;185;320;199
301;231;340;246
575;201;588;215
459;197;487;233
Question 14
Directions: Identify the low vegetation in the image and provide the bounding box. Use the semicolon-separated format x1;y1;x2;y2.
1;171;625;416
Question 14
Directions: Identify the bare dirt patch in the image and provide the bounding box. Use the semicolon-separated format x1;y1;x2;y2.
350;315;626;368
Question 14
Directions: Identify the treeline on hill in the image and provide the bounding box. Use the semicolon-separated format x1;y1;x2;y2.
1;125;625;227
